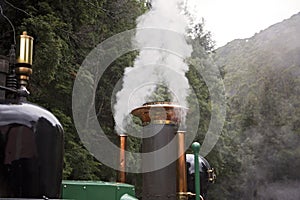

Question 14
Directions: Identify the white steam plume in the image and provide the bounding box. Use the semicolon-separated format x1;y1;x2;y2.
113;0;192;134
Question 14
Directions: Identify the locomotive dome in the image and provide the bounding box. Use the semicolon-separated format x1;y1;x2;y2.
186;154;211;174
0;31;64;198
0;102;62;128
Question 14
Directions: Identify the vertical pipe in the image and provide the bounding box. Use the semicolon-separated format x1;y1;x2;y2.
177;131;188;200
192;142;201;200
118;134;127;183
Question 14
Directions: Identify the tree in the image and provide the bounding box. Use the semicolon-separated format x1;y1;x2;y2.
0;0;146;181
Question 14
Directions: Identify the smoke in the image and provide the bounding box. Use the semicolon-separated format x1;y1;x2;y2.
257;181;300;200
113;0;192;134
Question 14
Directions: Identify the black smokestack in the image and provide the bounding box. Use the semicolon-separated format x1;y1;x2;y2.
131;101;187;200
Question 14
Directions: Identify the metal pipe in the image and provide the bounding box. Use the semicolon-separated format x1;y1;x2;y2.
118;134;127;183
177;131;188;200
192;142;201;200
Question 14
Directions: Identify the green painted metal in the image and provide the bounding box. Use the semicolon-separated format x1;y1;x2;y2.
192;142;201;200
61;180;136;200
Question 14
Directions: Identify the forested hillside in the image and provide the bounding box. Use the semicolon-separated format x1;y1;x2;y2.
212;12;300;199
0;0;146;181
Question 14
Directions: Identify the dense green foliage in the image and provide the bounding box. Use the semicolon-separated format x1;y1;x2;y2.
213;12;300;199
0;0;146;181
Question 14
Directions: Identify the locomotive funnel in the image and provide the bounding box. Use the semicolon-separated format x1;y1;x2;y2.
131;101;187;200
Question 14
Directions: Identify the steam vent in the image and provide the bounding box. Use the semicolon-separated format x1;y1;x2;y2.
16;31;34;87
131;102;187;200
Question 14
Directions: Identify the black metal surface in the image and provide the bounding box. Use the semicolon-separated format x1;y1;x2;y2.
186;154;211;200
142;124;178;200
0;102;64;198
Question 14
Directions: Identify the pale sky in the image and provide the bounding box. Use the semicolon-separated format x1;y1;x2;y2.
187;0;300;47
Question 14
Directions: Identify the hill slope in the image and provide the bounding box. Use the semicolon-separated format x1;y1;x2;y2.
213;12;300;199
216;12;300;97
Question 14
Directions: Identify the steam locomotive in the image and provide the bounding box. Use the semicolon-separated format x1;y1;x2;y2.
0;32;215;200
